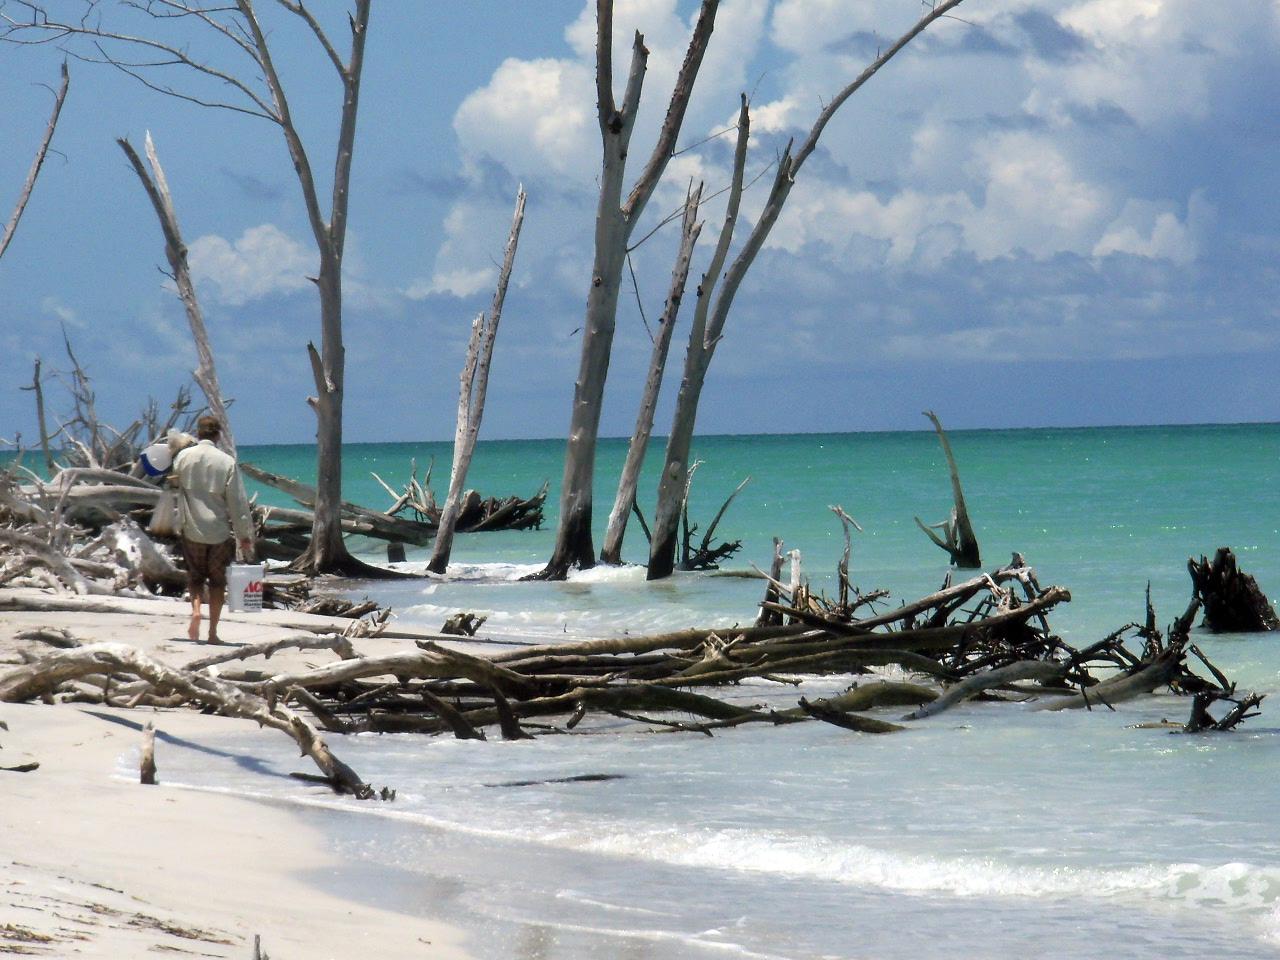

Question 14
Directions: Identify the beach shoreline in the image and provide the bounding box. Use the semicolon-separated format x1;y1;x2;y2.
0;590;473;959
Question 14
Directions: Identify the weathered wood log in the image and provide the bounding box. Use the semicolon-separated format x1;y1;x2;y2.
754;538;786;627
414;641;540;700
821;681;938;712
440;612;488;636
798;697;904;734
0;529;103;595
419;688;486;740
1036;650;1184;712
0;643;376;797
492;689;535;740
184;633;358;672
247;476;436;546
140;721;157;785
1187;547;1279;632
903;661;1068;720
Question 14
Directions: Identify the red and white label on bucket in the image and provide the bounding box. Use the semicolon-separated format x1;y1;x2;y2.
226;564;265;613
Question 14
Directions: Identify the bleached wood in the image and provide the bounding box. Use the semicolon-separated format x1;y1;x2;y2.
903;661;1067;720
0;642;374;796
429;187;526;574
601;182;703;564
648;1;966;577
118;133;236;455
541;0;720;579
0;61;69;261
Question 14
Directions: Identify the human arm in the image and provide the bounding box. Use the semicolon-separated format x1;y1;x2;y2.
225;466;256;559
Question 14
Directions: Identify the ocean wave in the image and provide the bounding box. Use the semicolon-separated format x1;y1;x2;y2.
498;821;1280;911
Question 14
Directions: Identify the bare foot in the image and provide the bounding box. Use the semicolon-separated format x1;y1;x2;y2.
206;634;228;646
187;613;201;643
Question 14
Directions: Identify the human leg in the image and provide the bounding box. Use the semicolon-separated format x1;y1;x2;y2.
205;540;236;644
180;537;208;642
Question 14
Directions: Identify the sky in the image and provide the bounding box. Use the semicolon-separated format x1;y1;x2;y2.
1;0;1277;447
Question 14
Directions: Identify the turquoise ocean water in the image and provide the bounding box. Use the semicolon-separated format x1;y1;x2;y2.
128;424;1280;957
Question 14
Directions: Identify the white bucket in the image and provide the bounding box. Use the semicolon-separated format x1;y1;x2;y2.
225;563;265;612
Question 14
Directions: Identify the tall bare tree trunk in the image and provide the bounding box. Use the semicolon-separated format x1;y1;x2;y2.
648;98;749;579
20;359;55;474
648;1;965;579
0;62;69;262
254;0;371;575
536;0;720;580
118;133;237;456
428;187;527;575
600;183;704;565
306;255;348;569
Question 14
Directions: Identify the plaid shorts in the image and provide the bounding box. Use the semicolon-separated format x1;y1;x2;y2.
181;537;236;592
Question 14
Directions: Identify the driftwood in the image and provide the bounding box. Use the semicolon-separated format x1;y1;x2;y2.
140;721;157;785
429;186;527;574
245;464;436;546
600;182;704;566
903;661;1067;720
1;62;70;262
1187;547;1278;632
119;133;238;456
245;463;547;556
798;697;904;734
0;642;379;797
914;411;980;568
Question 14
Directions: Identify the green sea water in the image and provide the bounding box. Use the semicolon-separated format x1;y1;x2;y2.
241;422;1280;655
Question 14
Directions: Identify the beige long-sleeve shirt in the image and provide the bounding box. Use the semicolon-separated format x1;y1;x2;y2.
173;440;254;545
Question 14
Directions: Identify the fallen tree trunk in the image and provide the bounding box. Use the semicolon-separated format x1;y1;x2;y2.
903;660;1067;720
1036;652;1184;712
0;642;376;797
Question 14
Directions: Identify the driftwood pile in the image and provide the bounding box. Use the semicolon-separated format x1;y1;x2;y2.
243;462;546;562
0;449;545;592
2;527;1267;798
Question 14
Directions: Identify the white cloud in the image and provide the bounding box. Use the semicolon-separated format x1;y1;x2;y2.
964;132;1108;259
187;224;314;307
1093;197;1200;264
404;268;494;300
454;57;596;182
1025;0;1262;128
40;296;80;328
770;0;903;54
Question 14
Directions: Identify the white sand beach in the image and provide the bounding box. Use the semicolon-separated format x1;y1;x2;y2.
0;590;472;959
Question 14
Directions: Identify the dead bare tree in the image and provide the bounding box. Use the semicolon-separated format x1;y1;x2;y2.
600;182;704;565
647;1;967;579
118;132;236;456
2;0;374;575
534;0;721;580
427;186;527;575
0;60;68;261
18;358;55;474
914;410;980;567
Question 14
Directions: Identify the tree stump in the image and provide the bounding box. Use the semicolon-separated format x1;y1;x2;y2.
1188;548;1279;632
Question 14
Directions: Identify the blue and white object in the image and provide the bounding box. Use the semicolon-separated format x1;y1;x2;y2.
139;441;173;477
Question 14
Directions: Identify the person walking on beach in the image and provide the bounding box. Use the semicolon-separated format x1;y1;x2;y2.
173;415;255;644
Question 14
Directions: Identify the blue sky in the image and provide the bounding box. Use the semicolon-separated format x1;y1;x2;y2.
1;0;1277;446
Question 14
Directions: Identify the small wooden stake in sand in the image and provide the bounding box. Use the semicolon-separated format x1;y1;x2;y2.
140;721;156;785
